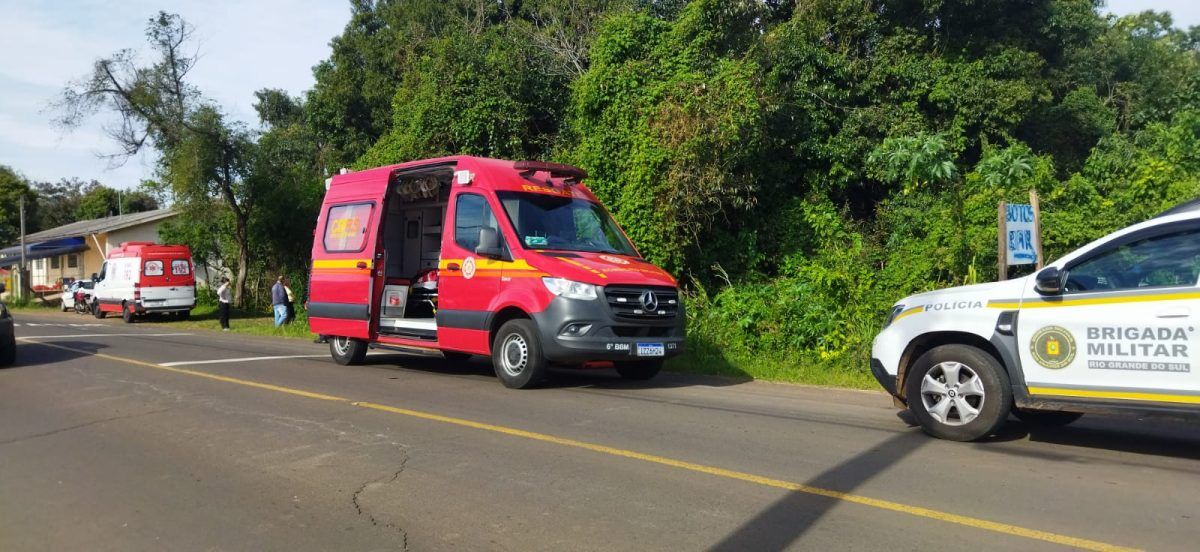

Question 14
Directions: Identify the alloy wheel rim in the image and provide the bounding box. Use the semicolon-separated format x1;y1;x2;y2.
500;334;529;377
920;361;986;426
333;336;350;356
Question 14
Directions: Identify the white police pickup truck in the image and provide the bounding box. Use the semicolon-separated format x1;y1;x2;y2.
871;200;1200;441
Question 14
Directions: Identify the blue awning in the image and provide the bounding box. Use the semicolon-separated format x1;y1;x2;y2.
0;237;89;267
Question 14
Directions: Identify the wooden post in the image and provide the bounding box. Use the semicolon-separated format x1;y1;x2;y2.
1030;189;1044;270
998;201;1008;281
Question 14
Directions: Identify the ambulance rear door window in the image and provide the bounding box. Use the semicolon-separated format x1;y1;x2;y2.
324;203;374;253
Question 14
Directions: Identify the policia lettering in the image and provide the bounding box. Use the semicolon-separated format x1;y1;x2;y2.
1030;326;1076;370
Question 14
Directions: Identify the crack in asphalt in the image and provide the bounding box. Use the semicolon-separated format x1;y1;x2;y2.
351;451;411;551
0;408;173;446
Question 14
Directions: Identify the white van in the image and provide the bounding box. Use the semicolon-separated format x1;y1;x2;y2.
92;242;196;323
871;200;1200;441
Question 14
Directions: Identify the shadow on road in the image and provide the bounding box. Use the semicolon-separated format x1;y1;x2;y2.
983;417;1200;462
709;430;929;551
6;340;111;369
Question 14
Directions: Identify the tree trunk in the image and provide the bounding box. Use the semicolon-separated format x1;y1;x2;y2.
232;211;250;308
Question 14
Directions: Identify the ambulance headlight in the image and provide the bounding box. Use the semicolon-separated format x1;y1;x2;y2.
542;277;598;301
883;304;905;329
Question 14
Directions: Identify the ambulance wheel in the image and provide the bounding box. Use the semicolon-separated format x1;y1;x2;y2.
905;344;1012;442
121;303;134;323
93;301;106;319
615;360;663;381
329;336;368;366
1013;409;1083;427
492;319;548;389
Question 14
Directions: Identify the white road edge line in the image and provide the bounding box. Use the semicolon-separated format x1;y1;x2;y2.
159;355;330;367
19;333;195;339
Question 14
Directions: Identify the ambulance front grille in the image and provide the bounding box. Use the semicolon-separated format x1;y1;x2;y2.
603;286;679;320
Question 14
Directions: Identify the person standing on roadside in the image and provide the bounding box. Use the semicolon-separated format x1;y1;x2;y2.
271;276;288;328
216;277;232;331
284;280;296;324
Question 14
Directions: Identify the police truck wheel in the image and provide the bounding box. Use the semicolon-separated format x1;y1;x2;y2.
492;319;548;389
93;301;106;319
905;344;1012;442
329;336;367;365
1013;409;1083;427
121;303;134;323
614;360;663;381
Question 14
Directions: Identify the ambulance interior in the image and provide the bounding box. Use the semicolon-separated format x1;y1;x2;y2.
377;168;453;339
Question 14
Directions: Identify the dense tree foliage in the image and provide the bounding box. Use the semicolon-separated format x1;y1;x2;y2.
26;1;1200;380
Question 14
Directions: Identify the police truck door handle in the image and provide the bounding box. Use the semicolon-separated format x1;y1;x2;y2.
446;263;461;271
1156;307;1191;319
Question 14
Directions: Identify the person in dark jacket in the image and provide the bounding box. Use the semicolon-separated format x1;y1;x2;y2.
271;276;288;327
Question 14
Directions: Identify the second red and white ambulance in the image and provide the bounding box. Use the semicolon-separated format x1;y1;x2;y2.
308;156;685;388
92;242;196;323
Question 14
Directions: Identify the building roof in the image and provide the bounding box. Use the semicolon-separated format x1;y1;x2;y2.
18;208;178;243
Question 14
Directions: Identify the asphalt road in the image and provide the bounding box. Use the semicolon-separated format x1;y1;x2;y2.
2;311;1198;551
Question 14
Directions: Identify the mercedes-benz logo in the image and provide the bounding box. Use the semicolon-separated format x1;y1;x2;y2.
639;290;659;312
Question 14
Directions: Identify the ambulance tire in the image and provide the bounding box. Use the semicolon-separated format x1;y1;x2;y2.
1013;409;1083;427
329;336;368;366
614;360;663;381
93;301;106;319
905;344;1012;442
492;319;548;389
122;303;134;324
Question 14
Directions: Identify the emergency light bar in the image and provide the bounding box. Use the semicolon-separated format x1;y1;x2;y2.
513;161;587;185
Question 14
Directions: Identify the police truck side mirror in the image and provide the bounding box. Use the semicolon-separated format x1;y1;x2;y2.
91;273;99;282
475;227;503;259
1035;266;1064;295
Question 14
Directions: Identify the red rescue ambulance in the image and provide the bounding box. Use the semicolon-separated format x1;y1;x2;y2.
91;242;196;323
308;157;685;388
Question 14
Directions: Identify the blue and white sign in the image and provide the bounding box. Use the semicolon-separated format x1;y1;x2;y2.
1006;203;1037;265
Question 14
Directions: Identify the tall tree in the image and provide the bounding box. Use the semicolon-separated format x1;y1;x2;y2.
55;12;257;306
0;166;39;245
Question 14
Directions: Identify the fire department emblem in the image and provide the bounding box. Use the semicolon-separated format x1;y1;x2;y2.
599;254;629;265
462;256;477;280
1030;326;1076;370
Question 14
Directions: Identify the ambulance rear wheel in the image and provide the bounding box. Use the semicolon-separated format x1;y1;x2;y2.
905;344;1012;442
614;360;663;381
121;303;134;323
330;336;368;366
492;319;548;389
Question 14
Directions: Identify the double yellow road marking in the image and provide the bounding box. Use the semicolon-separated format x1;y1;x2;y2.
23;338;1138;552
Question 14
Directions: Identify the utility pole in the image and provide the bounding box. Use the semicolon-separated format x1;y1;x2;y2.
19;195;27;300
118;188;123;216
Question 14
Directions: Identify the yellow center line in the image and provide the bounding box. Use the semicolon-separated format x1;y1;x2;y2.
20;338;1138;552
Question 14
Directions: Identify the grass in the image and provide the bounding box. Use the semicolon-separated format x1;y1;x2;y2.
667;349;877;389
168;303;314;339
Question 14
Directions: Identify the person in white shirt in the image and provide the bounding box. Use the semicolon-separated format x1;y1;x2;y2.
216;277;232;331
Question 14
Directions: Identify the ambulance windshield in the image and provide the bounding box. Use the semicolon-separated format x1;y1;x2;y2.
497;192;638;256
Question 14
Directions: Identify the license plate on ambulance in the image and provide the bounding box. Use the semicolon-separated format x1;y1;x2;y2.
636;343;665;357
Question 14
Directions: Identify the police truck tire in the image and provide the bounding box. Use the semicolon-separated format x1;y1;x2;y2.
615;360;663;381
329;336;368;365
905;344;1012;442
1013;409;1083;427
492;319;548;389
122;303;134;324
93;301;106;319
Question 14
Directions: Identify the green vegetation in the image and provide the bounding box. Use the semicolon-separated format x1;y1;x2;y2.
10;1;1200;386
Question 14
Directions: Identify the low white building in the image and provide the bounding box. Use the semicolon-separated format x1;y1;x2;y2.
0;209;210;293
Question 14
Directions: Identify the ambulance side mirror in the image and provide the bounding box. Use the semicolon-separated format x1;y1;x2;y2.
475;227;504;260
1035;266;1064;295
